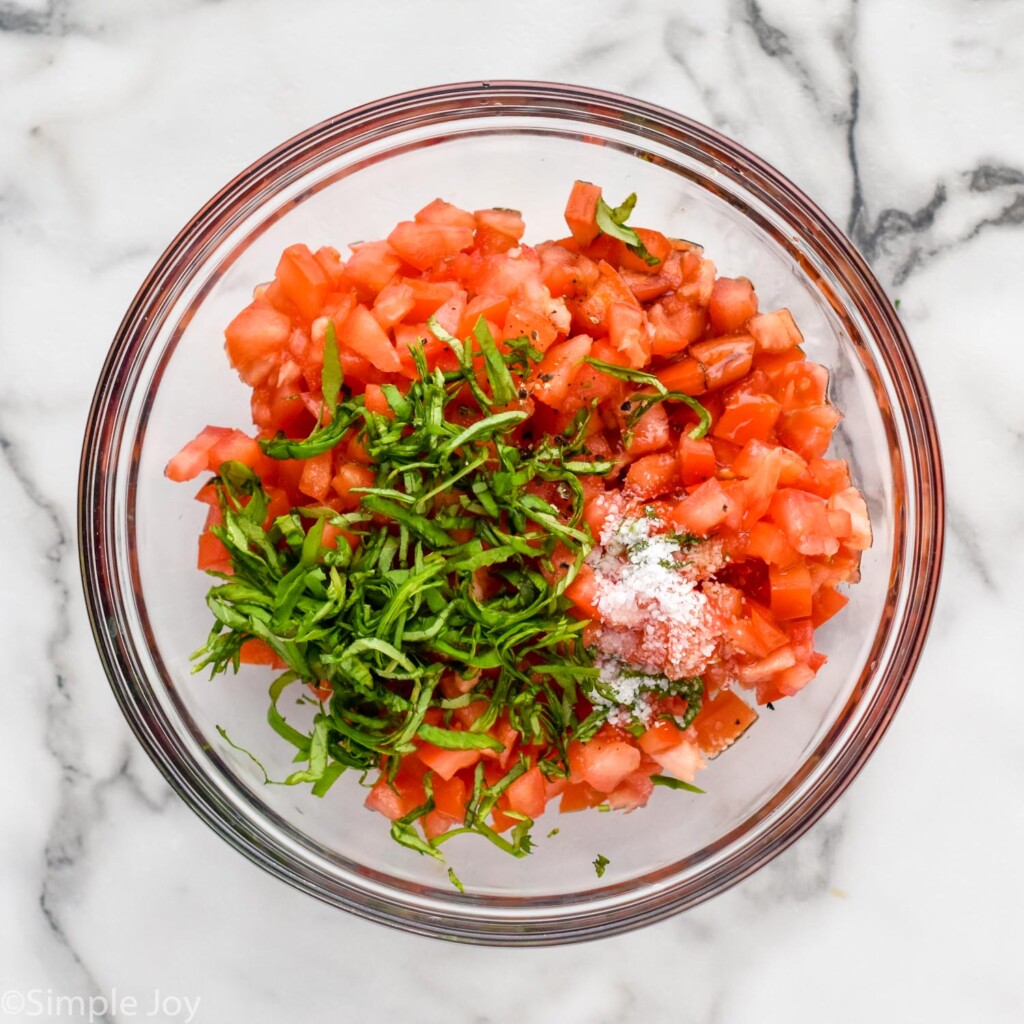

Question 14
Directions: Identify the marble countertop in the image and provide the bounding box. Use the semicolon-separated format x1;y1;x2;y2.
2;1;1022;1021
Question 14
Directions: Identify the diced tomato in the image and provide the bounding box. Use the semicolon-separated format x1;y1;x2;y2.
655;357;706;395
772;361;829;411
564;180;602;246
606;770;655;811
339;304;401;372
732;439;807;485
708;277;758;334
371;278;415;329
668;477;735;535
386;219;474;271
224;304;291;385
207;429;265;474
689;335;756;392
624;403;671;456
432;772;469;822
165;426;232;482
474;208;526;254
559;781;605;813
692;689;758;757
238;638;286;668
414;197;476;228
608;301;650;367
503;302;558;354
345;241;401;299
712;394;782;446
505;765;547;819
829;487;872;550
625;452;679;499
650;294;707;355
777;404;842;461
275;243;330;322
642;727;704;783
806;458;852;498
415;742;482;782
530;333;592;407
460;293;510;336
678;435;716;485
769;561;813;620
748;308;803;353
770;488;840;556
562;340;627;414
298;451;333;501
570;731;641;793
746;521;800;567
331;463;375;509
811;585;850;627
565;563;601;620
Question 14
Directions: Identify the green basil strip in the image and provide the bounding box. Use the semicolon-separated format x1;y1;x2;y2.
595;194;659;266
650;774;705;794
417;722;504;751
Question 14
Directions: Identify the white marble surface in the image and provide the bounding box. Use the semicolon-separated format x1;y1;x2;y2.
1;0;1022;1021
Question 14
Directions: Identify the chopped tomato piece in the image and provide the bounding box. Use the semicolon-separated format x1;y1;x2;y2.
275;243;330;322
708;277;758;334
530;333;592;407
692;689;758;757
668;477;735;535
564;180;602;246
748;308;803;353
625;452;680;499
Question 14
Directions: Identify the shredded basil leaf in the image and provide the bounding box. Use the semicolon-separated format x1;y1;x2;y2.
595;193;660;266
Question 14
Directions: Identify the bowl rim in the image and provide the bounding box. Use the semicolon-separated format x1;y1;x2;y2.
78;79;944;945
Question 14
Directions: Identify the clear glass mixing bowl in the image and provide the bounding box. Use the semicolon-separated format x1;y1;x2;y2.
79;81;943;944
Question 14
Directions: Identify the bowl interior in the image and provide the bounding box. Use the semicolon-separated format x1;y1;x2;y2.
82;85;940;941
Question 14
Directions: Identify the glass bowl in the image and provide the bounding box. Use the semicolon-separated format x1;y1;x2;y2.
79;81;943;945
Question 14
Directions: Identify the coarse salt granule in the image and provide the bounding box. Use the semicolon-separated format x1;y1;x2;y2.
587;512;718;688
